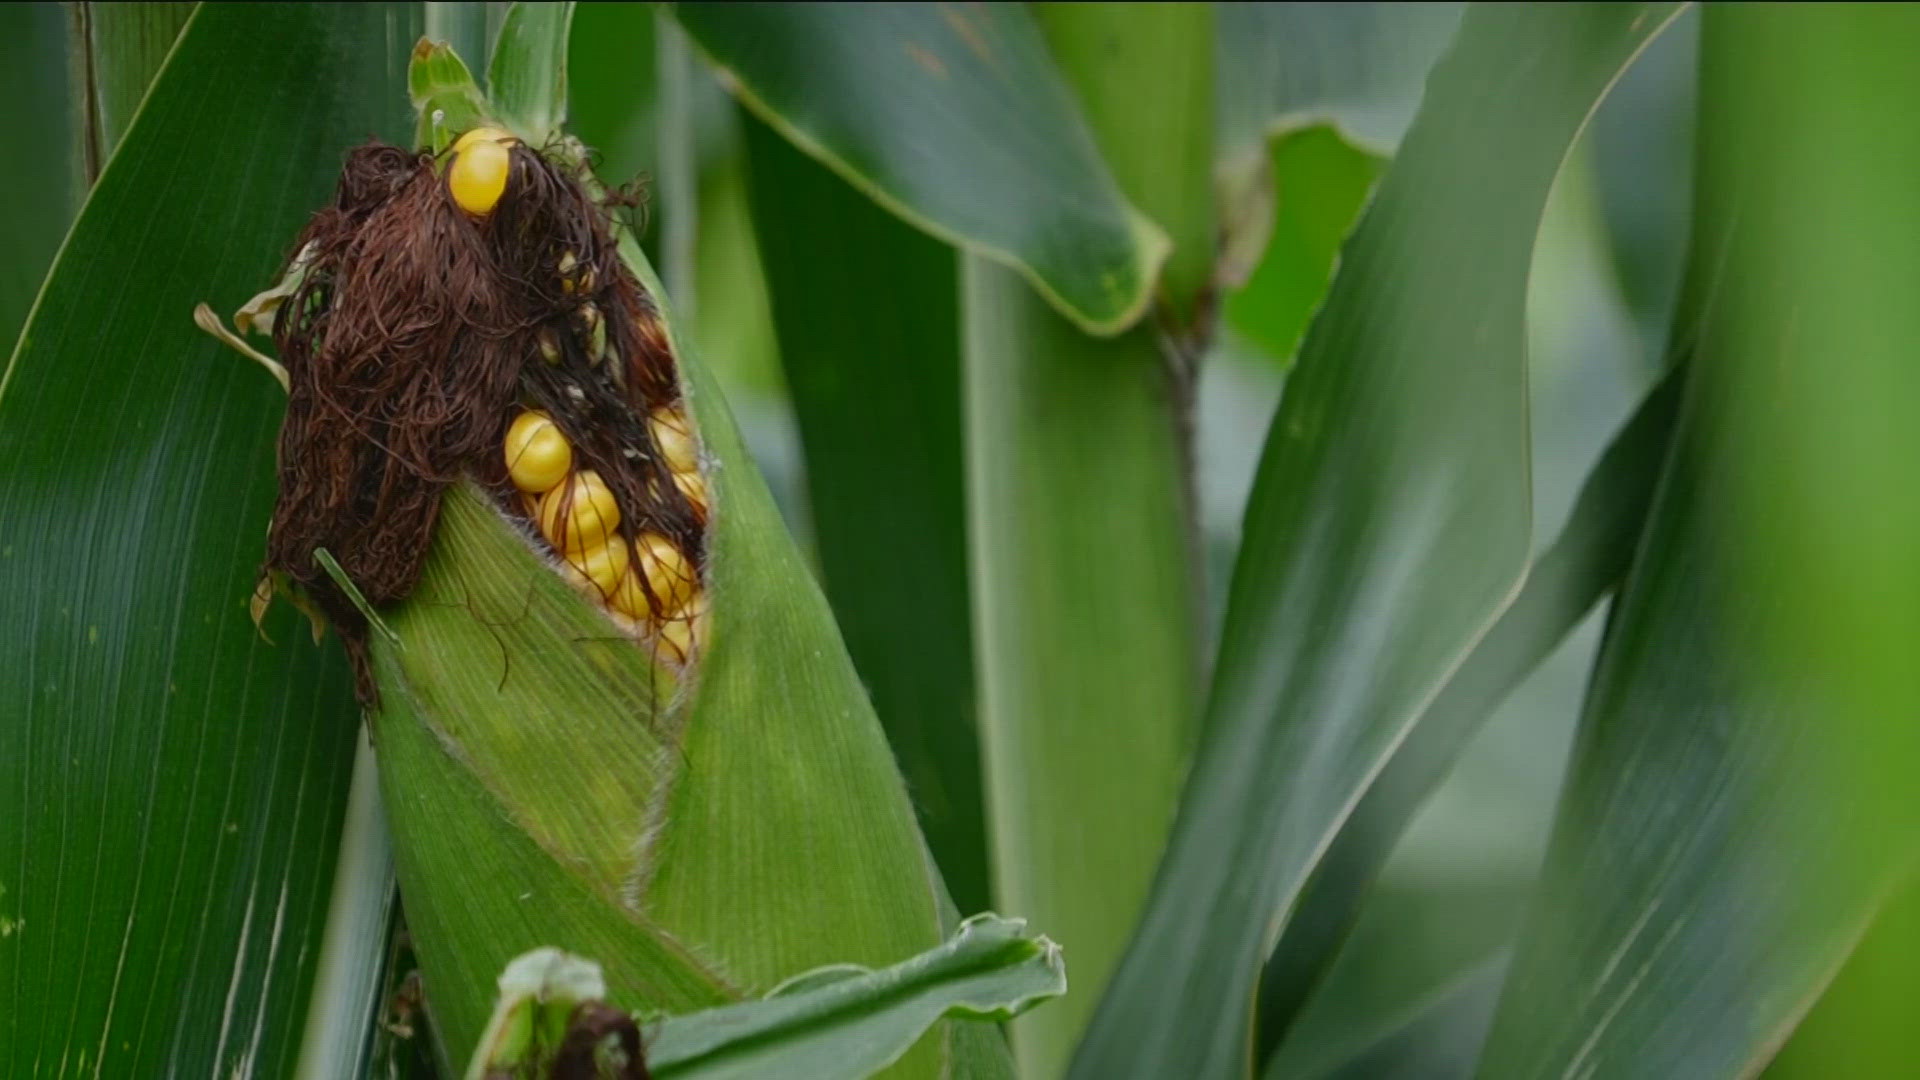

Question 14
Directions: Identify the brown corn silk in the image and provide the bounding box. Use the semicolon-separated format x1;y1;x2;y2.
267;140;704;702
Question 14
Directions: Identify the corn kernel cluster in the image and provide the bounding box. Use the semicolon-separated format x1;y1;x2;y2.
504;407;707;663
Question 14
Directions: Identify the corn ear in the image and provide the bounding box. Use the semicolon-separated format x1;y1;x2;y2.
355;29;996;1075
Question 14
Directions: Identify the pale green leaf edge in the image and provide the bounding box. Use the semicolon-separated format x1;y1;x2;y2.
668;15;1170;338
645;913;1065;1078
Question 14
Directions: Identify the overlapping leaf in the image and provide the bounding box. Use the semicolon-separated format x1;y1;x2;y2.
1070;7;1685;1077
0;6;419;1074
670;2;1167;334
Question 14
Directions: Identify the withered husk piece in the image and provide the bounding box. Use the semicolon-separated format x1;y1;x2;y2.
267;138;703;704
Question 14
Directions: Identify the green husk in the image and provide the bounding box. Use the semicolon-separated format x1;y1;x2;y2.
355;25;999;1075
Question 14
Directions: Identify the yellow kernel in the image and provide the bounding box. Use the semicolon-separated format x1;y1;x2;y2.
504;411;572;493
614;532;696;620
558;251;595;295
452;126;516;154
449;138;510;216
560;535;631;600
674;467;708;523
539;470;621;553
649;407;697;474
656;592;707;664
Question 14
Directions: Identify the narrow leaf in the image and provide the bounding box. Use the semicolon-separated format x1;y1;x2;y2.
1069;7;1685;1077
409;37;491;152
740;111;988;916
487;1;574;145
0;5;419;1075
670;2;1169;335
1264;955;1508;1080
965;262;1199;1076
966;5;1215;1073
644;914;1064;1079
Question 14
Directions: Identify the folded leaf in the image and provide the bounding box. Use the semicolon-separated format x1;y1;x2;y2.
1069;7;1685;1077
671;2;1168;335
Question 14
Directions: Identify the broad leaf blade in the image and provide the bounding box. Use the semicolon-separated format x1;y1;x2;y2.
670;2;1168;335
1070;7;1685;1077
1478;7;1920;1074
739;111;988;917
645;914;1063;1079
1254;364;1684;1051
0;5;418;1075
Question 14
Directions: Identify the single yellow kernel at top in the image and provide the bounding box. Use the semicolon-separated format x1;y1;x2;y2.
613;532;696;620
539;469;621;553
449;138;510;216
649;407;698;474
452;126;516;153
504;410;572;493
560;535;631;600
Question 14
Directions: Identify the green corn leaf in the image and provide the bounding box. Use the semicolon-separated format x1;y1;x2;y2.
1223;127;1384;367
410;36;492;152
960;6;1216;1075
487;1;573;146
1034;2;1216;319
0;5;419;1075
1478;7;1920;1073
964;262;1199;1078
1263;955;1507;1080
1069;7;1685;1077
566;2;657;191
739;110;988;917
463;916;1059;1080
1214;2;1460;282
424;2;491;88
669;2;1168;336
646;914;1062;1079
1253;363;1684;1056
0;3;77;353
365;34;1000;1076
1215;2;1462;201
80;2;196;166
